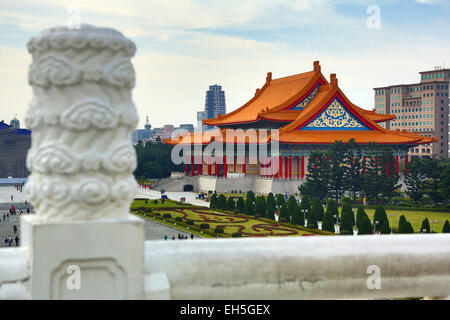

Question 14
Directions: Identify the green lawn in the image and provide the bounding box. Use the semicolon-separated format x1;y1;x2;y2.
364;209;450;233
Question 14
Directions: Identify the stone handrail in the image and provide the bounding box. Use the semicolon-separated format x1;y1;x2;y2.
0;248;30;299
144;234;450;300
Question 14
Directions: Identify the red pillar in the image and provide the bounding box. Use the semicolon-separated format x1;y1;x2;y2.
215;156;219;177
234;156;236;172
208;156;211;176
284;157;288;180
363;156;366;173
243;156;246;176
197;155;201;176
184;155;188;175
279;156;283;179
405;155;409;176
224;155;227;178
396;155;399;174
297;156;300;180
270;156;273;178
190;155;194;176
289;156;292;180
301;156;304;180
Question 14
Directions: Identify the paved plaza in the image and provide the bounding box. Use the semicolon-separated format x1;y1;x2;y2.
0;186;203;246
135;189;210;208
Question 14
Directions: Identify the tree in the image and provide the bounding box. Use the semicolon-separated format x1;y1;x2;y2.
287;195;298;217
291;206;304;226
442;220;450;233
246;191;256;205
398;215;407;231
344;139;363;200
275;193;286;207
405;157;426;204
379;219;390;234
311;197;324;222
227;197;236;211
379;147;401;203
358;215;373;235
236;197;245;213
255;196;266;217
210;193;218;209
421;217;430;233
299;150;329;200
399;220;414;234
325;199;339;222
361;142;382;203
339;203;355;234
306;208;318;229
423;158;443;206
438;166;450;202
341;202;355;226
373;204;388;232
279;204;290;222
328;141;347;202
300;195;311;214
322;210;335;232
356;206;368;229
134;139;184;179
266;205;275;220
267;192;276;209
245;197;255;215
217;194;227;210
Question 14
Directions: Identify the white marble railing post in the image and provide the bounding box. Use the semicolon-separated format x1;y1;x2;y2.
22;25;144;299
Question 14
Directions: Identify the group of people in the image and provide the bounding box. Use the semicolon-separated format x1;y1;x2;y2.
4;235;19;247
164;233;194;240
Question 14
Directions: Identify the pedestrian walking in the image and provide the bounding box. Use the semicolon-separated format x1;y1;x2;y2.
164;235;168;240
13;225;17;234
27;208;30;214
4;237;8;246
7;236;12;247
178;233;181;240
172;235;175;240
15;236;19;247
190;233;194;240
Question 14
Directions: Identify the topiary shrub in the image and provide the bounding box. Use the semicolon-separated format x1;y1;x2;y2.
232;232;242;237
200;223;210;229
144;208;153;213
163;213;171;219
187;219;194;225
155;213;161;216
214;227;224;234
175;217;183;222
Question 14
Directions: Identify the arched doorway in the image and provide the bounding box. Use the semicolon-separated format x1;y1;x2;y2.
183;184;194;192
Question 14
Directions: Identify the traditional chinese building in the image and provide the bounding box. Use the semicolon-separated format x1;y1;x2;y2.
164;61;437;193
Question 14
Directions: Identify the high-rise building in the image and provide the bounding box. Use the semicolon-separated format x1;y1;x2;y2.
131;115;153;145
374;67;449;158
204;85;226;129
196;111;207;131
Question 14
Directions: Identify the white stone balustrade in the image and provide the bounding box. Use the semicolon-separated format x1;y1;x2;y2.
144;234;450;300
0;24;449;300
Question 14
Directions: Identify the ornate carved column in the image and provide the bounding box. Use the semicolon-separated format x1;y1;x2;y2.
22;25;144;299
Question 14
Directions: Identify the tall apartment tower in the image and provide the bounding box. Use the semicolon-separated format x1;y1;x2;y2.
374;67;450;158
205;85;226;129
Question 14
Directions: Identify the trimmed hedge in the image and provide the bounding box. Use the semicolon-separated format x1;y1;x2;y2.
232;232;242;237
199;223;210;230
362;205;450;213
163;213;172;219
175;217;183;222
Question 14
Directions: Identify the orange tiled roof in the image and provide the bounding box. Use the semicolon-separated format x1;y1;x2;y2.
203;61;326;126
168;61;437;147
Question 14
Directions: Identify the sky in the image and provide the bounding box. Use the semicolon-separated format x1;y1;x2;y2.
0;0;449;129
